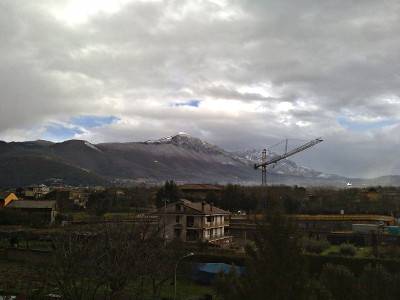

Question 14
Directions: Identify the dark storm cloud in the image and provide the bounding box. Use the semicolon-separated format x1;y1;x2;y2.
1;0;400;177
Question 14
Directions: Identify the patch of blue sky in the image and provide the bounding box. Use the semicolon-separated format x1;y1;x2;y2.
172;99;201;108
71;115;119;129
337;116;397;131
42;123;84;141
42;115;119;141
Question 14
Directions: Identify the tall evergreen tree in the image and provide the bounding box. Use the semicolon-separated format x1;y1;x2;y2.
216;211;308;300
155;180;181;208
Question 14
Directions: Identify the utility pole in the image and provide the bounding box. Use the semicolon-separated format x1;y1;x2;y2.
163;198;167;245
174;252;194;300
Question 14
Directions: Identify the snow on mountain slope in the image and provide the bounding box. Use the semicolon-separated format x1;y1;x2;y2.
144;133;329;178
232;148;331;178
0;133;347;186
144;132;225;155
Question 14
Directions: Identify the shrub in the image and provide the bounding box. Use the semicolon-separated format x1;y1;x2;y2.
306;278;334;300
319;264;358;300
339;243;356;256
359;264;393;300
379;245;400;260
301;237;331;254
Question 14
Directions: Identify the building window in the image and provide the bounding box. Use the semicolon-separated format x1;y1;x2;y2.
186;230;198;241
174;229;181;238
175;204;181;212
187;216;194;227
176;215;180;223
207;216;214;223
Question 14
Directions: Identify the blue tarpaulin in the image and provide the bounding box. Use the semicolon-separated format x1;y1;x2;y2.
192;263;244;285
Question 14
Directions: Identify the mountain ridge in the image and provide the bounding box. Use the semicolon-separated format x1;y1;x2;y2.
0;133;396;187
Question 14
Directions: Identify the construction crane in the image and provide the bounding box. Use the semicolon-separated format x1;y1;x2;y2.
254;137;323;185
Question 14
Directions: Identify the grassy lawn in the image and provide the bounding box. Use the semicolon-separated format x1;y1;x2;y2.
161;278;216;300
356;246;372;258
70;211;93;221
321;244;372;258
103;212;137;221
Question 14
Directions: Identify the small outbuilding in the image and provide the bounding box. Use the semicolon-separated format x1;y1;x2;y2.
6;200;58;224
0;192;18;207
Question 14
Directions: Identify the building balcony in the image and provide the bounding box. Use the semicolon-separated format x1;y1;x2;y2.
208;234;229;240
186;227;202;230
185;222;229;230
203;222;227;228
204;235;233;243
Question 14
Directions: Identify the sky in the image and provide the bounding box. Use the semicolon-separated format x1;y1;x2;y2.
1;0;400;178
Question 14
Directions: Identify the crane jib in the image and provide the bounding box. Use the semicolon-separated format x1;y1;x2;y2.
254;138;323;169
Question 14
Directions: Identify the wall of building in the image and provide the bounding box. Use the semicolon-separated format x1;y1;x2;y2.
162;213;228;243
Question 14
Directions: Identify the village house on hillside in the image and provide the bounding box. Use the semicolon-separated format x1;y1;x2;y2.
23;184;50;199
47;188;90;211
0;192;18;207
154;199;231;246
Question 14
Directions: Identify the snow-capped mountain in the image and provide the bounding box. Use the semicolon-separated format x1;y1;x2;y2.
144;132;225;155
0;133;350;187
144;133;340;180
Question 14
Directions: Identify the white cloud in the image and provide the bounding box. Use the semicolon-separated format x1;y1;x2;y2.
45;0;135;26
1;0;400;177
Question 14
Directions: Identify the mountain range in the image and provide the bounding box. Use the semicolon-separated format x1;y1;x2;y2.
0;133;399;187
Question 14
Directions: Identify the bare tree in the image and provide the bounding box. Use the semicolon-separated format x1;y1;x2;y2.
141;236;185;299
96;223;149;299
50;231;106;300
49;222;184;300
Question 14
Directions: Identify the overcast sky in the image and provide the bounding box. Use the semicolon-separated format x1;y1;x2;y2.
1;0;400;178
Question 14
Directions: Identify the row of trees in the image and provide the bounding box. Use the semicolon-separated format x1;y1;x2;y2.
79;181;400;216
87;187;157;215
200;184;400;215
